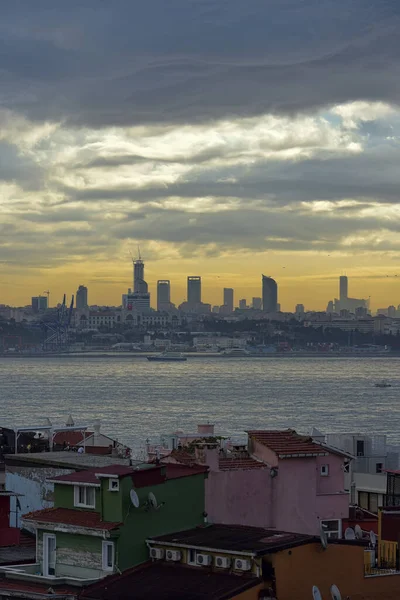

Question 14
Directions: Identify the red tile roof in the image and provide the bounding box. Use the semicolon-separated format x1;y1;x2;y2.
53;430;92;447
219;457;267;471
247;429;329;458
0;578;77;597
169;449;197;465
22;507;121;531
81;561;262;600
49;464;135;485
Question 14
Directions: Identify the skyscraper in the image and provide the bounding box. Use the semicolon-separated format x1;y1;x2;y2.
339;276;348;302
76;285;88;309
134;257;148;294
262;275;278;312
252;297;262;310
31;296;48;312
223;288;234;312
157;280;171;311
239;299;247;310
187;276;201;305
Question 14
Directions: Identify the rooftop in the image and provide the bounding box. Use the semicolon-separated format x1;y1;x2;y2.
0;533;36;566
0;577;77;598
247;429;330;458
81;561;262;600
218;457;266;471
150;524;315;556
5;451;132;470
22;508;121;531
49;464;138;485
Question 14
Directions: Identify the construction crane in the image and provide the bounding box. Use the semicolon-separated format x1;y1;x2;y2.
41;294;74;351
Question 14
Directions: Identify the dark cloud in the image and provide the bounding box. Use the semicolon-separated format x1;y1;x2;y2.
1;1;400;126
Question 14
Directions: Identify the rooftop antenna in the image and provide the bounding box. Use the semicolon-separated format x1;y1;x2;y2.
355;524;363;539
319;522;328;550
130;488;140;508
330;584;342;600
137;245;142;260
312;585;323;600
344;527;356;540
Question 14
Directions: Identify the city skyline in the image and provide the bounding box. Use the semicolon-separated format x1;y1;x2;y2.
1;3;400;311
10;266;400;314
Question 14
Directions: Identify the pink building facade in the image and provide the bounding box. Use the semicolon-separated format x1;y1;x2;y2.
199;430;350;537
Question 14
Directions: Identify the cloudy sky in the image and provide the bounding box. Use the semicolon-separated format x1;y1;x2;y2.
1;0;400;310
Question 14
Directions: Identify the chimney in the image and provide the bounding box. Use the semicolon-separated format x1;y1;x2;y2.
194;443;219;471
93;420;101;444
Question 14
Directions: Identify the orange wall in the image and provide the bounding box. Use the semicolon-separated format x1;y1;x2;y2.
272;542;400;600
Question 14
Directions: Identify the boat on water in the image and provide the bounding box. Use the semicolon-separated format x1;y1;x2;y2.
375;380;391;388
147;351;187;362
220;348;250;357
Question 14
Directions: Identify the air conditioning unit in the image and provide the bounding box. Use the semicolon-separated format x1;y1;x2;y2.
234;558;251;571
166;550;181;562
196;553;212;566
215;556;231;568
150;547;164;560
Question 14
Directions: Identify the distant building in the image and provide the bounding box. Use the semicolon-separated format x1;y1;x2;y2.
157;280;171;311
340;276;348;303
252;297;262;310
31;296;48;312
295;304;305;318
126;292;151;313
187;276;201;305
129;251;150;310
223;288;234;313
76;285;88;309
388;305;396;318
262;275;278;312
326;300;334;313
238;299;247;310
355;306;368;318
334;276;367;313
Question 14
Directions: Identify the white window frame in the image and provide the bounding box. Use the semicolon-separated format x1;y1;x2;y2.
187;548;197;566
43;533;57;577
321;519;342;539
74;485;96;508
320;464;329;477
108;478;119;492
102;541;115;572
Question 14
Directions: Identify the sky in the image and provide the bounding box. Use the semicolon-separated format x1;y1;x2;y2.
1;1;400;311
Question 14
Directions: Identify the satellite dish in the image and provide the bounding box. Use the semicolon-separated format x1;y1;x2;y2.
344;527;356;540
355;524;363;539
330;584;342;600
130;488;140;508
312;585;323;600
370;531;377;547
319;523;328;549
148;492;158;509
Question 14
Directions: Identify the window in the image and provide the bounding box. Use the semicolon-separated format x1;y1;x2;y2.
343;462;350;474
187;549;197;566
320;519;341;539
320;464;329;477
376;463;383;474
109;479;119;492
74;485;96;508
102;541;114;572
359;491;379;514
356;440;365;457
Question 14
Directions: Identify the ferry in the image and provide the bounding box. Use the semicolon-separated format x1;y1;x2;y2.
147;351;187;362
220;348;250;357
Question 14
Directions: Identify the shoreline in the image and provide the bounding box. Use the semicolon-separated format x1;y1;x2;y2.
0;351;397;360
